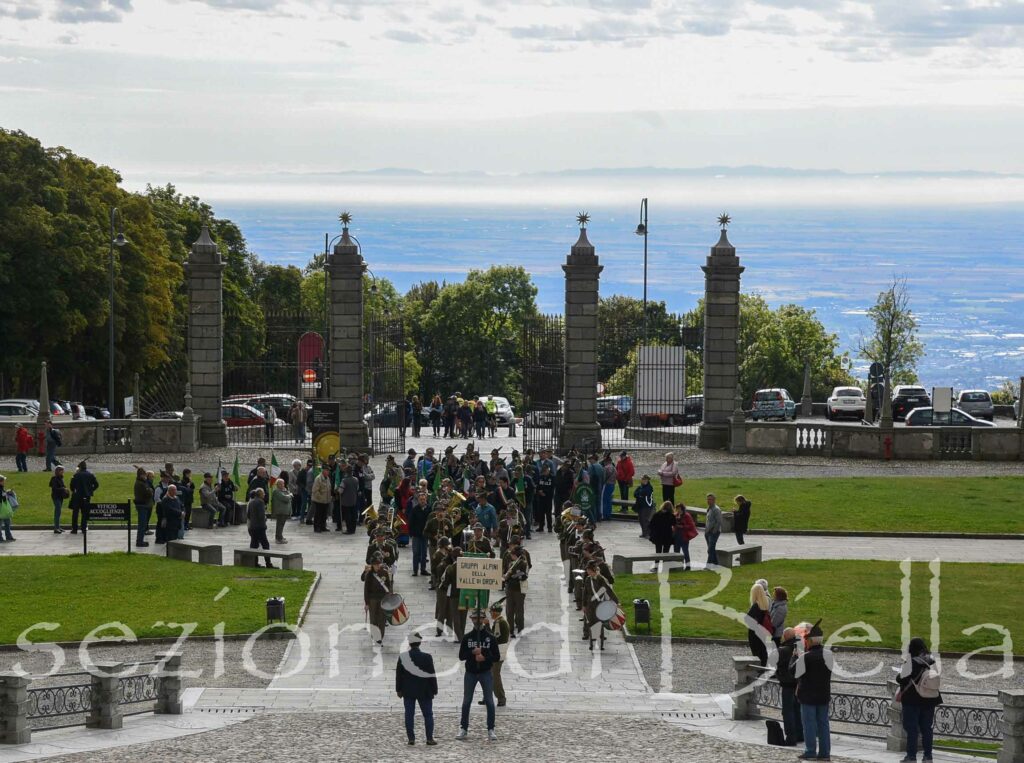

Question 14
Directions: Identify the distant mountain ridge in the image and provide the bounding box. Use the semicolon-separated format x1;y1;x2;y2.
192;165;1023;180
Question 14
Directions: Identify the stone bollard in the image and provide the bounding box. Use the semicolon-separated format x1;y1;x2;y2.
731;656;762;720
885;678;907;752
86;662;124;730
0;672;32;744
998;689;1024;763
154;652;184;715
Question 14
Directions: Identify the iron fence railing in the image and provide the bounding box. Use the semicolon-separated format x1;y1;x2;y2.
752;672;1003;743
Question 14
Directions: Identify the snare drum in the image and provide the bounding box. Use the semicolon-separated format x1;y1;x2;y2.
381;593;409;626
607;606;627;631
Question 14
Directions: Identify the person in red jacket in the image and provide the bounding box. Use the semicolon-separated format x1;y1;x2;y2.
14;425;33;473
615;450;635;507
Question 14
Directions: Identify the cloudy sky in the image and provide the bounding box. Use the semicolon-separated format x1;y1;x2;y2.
2;0;1024;181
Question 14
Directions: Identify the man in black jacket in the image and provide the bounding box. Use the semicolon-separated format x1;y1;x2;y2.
457;609;500;742
396;632;438;746
775;627;804;746
69;461;99;534
793;620;833;761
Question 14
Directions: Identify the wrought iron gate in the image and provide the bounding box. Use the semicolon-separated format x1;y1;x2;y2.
221;309;326;447
521;314;564;453
365;316;406;455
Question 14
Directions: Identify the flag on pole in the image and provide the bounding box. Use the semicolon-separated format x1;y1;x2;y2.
232;451;241;488
269;452;281;496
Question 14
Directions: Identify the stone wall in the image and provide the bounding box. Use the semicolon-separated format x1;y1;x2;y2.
736;421;1024;461
0;418;201;455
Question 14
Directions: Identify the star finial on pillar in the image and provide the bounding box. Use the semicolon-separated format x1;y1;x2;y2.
576;211;590;229
717;212;731;229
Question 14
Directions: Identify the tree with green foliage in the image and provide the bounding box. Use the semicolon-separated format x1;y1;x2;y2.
0;130;180;402
656;294;852;402
856;278;924;386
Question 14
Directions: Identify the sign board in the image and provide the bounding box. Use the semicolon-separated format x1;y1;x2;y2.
933;387;953;415
90;502;130;521
123;396;134;416
573;483;597;522
297;332;325;400
633;345;685;416
82;501;132;556
456;556;503;591
311;400;341;462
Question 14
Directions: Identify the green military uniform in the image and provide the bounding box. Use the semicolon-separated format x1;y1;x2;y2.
425;510;454;560
361;560;392;643
582;566;619;648
464;532;495;558
430;539;451;590
504;552;529;634
441;558;466;639
434;548;454;634
366;539;398;567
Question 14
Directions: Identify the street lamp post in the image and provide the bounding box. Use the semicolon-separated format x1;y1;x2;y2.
108;208;127;418
635;197;649;343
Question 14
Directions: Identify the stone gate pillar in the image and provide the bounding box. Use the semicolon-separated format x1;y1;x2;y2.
186;226;227;447
559;218;602;453
698;224;744;450
327;223;370;448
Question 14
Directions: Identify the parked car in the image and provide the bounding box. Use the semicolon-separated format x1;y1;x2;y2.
956;390;994;421
225;393;311;415
151;410;184;420
682;394;704;424
826;386;866;420
891;385;931;421
596;396;629;428
0;402;37;418
0;398;40;413
84;405;111;420
222;403;272;428
905;407;996;427
475;395;515;425
750;388;797;421
363;402;426;428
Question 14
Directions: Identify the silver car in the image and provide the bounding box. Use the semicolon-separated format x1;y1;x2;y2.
956;390;994;421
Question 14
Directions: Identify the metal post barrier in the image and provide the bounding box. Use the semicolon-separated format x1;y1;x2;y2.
0;673;31;744
86;662;123;730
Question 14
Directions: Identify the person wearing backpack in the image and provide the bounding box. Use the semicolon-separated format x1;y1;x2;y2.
897;637;943;763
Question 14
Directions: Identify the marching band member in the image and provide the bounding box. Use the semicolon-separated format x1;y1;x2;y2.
362;552;393;644
503;546;529;637
582;559;618;650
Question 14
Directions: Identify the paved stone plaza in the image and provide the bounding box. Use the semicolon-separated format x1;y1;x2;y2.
1;450;1019;762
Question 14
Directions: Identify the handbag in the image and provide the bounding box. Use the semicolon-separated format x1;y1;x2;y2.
672;474;683;487
6;491;18;510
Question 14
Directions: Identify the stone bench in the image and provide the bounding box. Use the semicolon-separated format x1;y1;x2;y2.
611;553;690;575
166;539;222;565
716;544;763;568
233;549;304;570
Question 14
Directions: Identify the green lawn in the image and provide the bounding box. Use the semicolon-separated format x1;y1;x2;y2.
615;559;1024;654
0;553;315;644
5;471;1024;534
627;476;1024;534
2;472;250;526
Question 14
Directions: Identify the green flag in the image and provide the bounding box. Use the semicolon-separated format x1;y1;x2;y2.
431;461;443;498
232;451;241;488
